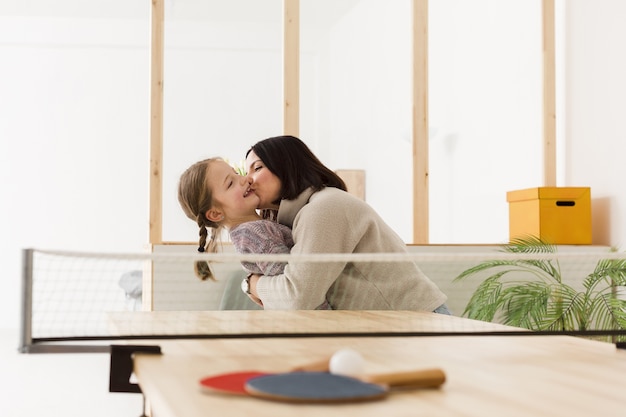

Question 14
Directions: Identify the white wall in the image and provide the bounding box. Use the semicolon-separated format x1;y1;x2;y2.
0;11;151;324
0;4;149;416
564;0;626;248
160;1;284;242
428;0;544;244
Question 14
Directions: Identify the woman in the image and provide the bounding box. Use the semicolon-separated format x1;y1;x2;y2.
243;135;449;313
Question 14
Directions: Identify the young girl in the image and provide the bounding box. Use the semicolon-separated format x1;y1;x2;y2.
177;157;330;309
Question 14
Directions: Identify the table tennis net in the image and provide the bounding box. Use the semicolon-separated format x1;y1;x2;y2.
19;246;626;353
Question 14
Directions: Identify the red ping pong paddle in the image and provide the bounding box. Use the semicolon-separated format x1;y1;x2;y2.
244;370;446;403
200;371;270;395
200;357;332;395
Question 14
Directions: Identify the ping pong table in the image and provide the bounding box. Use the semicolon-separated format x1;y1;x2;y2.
109;310;626;417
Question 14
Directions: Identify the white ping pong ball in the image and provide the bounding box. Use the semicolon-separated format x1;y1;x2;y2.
329;348;365;377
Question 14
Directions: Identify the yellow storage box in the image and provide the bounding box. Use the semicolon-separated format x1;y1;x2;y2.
506;187;592;244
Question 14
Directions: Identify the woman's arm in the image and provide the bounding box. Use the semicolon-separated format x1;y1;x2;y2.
255;190;365;309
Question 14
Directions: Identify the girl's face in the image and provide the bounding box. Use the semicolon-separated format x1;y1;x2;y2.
245;150;282;210
205;160;259;225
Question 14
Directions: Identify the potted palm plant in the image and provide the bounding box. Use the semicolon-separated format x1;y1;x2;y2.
453;236;626;340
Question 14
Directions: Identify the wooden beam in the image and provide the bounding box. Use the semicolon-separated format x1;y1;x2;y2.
335;169;366;200
412;0;429;244
149;0;164;245
542;0;556;186
283;0;299;136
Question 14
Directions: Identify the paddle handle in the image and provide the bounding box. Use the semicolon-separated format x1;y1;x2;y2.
290;357;331;372
360;368;446;389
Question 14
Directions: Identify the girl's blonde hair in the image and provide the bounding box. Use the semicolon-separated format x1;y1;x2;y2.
177;157;225;281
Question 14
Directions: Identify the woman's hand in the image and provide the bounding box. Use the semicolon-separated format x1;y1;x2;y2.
247;273;263;307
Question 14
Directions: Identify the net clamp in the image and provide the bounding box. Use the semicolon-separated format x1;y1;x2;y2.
109;344;162;393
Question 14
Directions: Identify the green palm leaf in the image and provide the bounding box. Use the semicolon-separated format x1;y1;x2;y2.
588;295;626;331
500;282;550;329
541;285;586;331
504;237;562;280
462;274;504;322
587;258;626;288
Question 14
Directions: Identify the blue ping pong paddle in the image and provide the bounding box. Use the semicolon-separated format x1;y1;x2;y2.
244;369;446;403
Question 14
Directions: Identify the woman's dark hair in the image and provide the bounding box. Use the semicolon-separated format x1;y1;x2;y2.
246;135;347;200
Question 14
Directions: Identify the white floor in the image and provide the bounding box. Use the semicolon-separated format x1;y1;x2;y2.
0;328;143;417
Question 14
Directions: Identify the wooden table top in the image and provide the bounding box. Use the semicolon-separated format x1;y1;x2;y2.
107;309;523;336
118;311;626;417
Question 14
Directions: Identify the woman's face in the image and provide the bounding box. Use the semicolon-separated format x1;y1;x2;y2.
245;150;282;210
